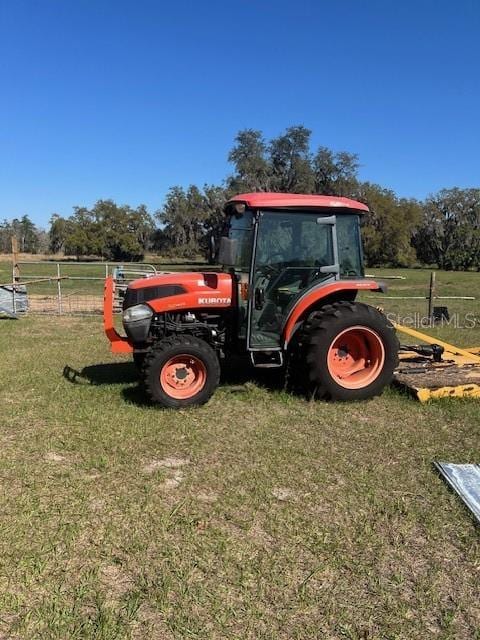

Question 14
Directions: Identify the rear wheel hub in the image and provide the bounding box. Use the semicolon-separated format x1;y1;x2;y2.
327;326;385;390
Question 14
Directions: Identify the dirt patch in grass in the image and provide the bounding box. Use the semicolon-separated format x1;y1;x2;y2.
44;451;68;463
271;487;295;501
161;470;184;489
28;294;103;314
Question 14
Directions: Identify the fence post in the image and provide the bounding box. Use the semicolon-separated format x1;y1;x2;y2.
57;263;63;314
427;271;436;319
11;237;19;314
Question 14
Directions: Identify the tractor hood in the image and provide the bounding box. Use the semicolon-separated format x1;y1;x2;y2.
123;271;234;313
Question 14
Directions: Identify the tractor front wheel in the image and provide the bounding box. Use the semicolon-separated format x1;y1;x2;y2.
301;301;399;401
142;335;220;408
133;352;146;371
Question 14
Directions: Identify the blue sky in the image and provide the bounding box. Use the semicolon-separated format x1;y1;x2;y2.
1;0;479;227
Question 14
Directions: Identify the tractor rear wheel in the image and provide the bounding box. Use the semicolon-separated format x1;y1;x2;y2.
300;301;399;401
142;335;220;408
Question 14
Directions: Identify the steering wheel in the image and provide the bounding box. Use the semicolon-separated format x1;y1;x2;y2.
258;258;284;279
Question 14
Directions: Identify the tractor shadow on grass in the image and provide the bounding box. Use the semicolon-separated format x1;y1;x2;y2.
63;362;138;386
64;357;289;408
220;355;285;390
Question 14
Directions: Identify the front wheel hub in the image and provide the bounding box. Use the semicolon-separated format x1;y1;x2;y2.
160;355;207;399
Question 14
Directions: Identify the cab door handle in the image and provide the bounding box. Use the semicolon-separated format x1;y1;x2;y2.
254;287;265;310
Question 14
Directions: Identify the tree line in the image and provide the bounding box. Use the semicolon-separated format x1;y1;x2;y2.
1;126;479;270
0;215;48;254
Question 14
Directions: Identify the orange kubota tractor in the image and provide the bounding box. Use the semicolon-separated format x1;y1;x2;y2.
103;193;399;408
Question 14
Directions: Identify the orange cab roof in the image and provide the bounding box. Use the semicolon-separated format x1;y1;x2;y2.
227;192;369;213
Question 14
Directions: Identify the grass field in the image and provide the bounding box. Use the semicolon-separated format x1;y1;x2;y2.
0;268;480;639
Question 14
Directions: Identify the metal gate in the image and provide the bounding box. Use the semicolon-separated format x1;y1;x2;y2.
1;261;157;316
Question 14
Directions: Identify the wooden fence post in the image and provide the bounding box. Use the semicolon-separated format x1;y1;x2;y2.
427;271;436;319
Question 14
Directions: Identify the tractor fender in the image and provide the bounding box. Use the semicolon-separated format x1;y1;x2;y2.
282;279;384;348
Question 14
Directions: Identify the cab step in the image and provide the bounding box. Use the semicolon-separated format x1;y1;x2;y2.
250;351;284;368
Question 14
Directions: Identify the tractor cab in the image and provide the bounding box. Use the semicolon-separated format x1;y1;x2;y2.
219;193;367;351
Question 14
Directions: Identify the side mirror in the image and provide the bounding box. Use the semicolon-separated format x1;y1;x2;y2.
218;237;237;266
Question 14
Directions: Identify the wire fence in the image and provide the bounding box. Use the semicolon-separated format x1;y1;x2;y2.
0;261;158;317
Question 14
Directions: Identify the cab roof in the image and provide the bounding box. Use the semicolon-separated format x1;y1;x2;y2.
226;192;369;213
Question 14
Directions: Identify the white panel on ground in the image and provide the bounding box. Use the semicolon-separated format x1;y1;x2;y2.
435;462;480;524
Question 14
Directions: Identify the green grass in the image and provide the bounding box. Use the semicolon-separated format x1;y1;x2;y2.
0;269;480;639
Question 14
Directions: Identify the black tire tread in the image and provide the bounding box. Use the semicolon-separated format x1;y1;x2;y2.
141;335;220;408
292;301;399;401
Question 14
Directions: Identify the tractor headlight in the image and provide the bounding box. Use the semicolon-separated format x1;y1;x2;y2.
123;304;153;324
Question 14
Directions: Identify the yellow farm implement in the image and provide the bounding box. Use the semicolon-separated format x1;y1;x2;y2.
393;322;480;401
